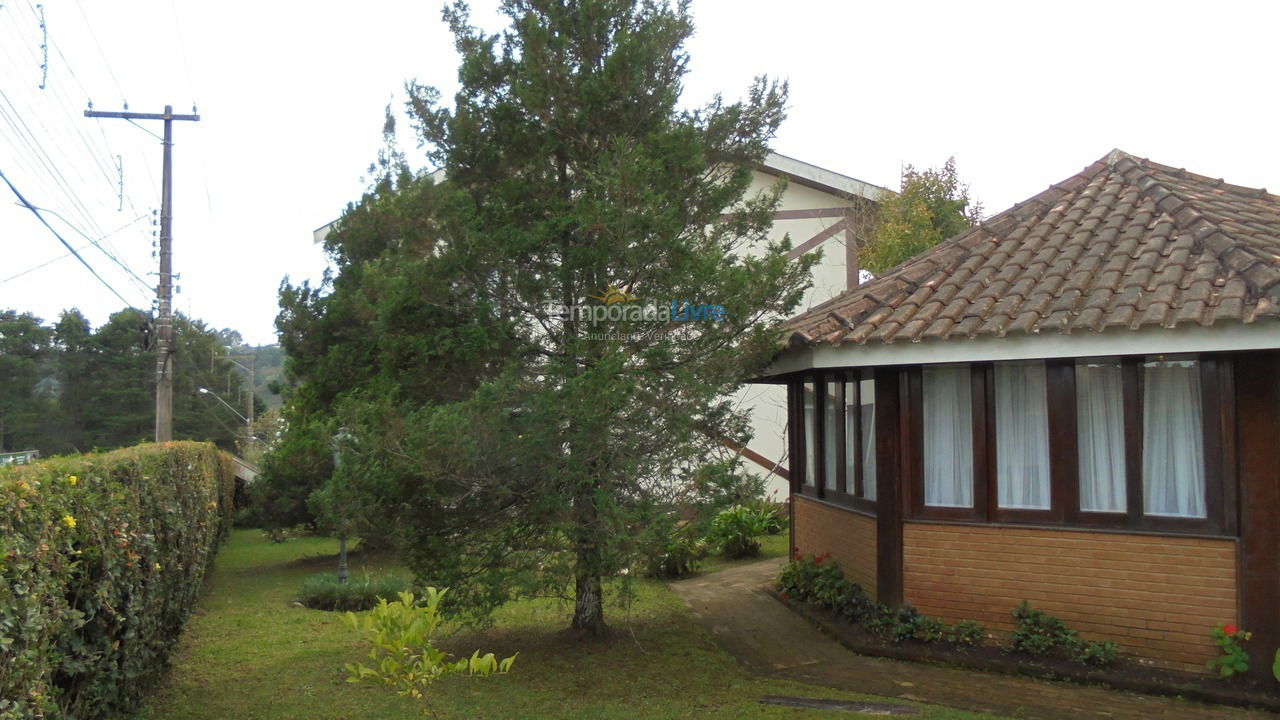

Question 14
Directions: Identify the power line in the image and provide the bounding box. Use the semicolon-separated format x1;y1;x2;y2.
0;165;141;310
0;211;148;286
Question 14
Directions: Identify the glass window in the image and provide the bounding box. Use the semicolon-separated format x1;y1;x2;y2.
844;379;858;495
1142;358;1205;518
923;364;973;507
1076;359;1126;512
803;381;816;487
994;361;1050;510
860;376;877;500
823;379;840;491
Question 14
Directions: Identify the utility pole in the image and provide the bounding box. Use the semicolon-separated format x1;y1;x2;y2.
85;104;200;442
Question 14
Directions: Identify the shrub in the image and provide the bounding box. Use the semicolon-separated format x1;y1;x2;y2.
0;442;235;720
946;620;985;647
708;504;774;558
346;589;516;717
1207;623;1251;678
1069;638;1120;667
645;527;708;579
298;573;413;611
1010;601;1076;656
777;554;983;648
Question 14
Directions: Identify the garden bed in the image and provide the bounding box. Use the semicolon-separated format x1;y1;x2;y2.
767;587;1280;714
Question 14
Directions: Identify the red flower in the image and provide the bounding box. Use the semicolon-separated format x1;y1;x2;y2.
814;556;824;565
780;592;790;600
1224;623;1239;636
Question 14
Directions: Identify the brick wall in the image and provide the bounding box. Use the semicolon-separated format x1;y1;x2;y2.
793;495;877;596
903;522;1238;672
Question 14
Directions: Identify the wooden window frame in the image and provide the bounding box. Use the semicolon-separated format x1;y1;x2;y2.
792;370;876;516
903;353;1235;537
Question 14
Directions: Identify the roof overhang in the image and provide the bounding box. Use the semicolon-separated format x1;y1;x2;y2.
755;152;890;203
755;321;1280;381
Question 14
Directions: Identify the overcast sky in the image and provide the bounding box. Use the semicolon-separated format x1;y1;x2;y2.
2;1;1277;345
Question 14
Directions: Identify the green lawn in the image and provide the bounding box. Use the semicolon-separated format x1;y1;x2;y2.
698;531;791;575
136;529;1006;720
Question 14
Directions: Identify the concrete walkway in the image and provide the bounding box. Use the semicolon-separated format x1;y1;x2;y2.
670;559;1275;720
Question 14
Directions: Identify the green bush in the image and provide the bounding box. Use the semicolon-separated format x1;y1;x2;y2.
1010;601;1077;656
0;442;235;720
778;554;984;649
1010;601;1119;667
708;504;775;559
298;573;413;611
645;527;708;579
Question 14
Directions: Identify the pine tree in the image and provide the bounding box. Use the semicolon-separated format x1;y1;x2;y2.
271;0;810;633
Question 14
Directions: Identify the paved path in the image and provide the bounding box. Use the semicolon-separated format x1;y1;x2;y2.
670;559;1275;720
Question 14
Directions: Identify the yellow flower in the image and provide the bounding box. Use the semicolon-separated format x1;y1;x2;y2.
61;514;77;529
154;562;162;571
67;475;78;486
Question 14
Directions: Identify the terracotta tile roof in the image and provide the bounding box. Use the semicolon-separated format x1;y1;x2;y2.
782;150;1280;348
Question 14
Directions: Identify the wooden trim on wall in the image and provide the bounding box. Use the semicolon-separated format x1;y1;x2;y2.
786;218;851;260
875;366;904;607
1235;351;1280;678
845;226;860;291
719;436;789;482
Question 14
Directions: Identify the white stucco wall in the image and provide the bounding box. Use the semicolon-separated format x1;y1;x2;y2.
731;166;878;500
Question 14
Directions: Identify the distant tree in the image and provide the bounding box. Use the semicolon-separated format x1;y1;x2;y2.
268;0;808;634
861;157;983;274
48;309;95;453
0;311;51;452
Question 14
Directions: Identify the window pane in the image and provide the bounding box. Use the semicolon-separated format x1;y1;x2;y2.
995;361;1051;509
803;381;816;486
1142;358;1205;518
1076;359;1126;512
844;380;858;496
860;377;877;501
923;365;973;507
824;379;840;491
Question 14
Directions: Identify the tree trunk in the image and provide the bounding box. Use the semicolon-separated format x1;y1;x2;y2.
570;475;606;634
571;535;605;634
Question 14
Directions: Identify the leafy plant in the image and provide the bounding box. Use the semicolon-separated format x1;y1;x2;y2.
1068;638;1120;667
708;504;775;559
645;525;708;579
1272;648;1279;683
1010;601;1077;657
1207;623;1251;678
345;589;516;717
298;572;413;611
946;620;984;647
0;443;235;719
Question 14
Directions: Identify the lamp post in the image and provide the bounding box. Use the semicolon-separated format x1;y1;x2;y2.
197;387;260;457
330;427;354;584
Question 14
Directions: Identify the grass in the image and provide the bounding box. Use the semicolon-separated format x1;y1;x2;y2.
698;531;791;574
136;529;1008;720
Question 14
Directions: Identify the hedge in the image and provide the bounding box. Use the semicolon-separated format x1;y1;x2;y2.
0;442;236;720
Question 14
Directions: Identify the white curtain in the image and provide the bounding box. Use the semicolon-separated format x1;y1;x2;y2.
1143;360;1206;518
824;380;839;490
803;382;816;486
1076;360;1126;512
923;365;973;507
860;378;877;501
844;382;858;494
995;362;1051;509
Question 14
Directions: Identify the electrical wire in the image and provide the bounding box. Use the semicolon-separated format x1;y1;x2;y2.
0;165;142;310
0;212;148;286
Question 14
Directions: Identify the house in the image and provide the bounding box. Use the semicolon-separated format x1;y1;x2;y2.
729;153;888;500
758;149;1280;673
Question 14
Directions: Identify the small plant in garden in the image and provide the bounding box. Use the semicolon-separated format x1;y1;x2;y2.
946;620;984;647
645;526;708;579
1207;623;1251;678
709;504;775;558
1010;601;1076;656
298;572;412;611
346;589;516;717
1069;638;1120;667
